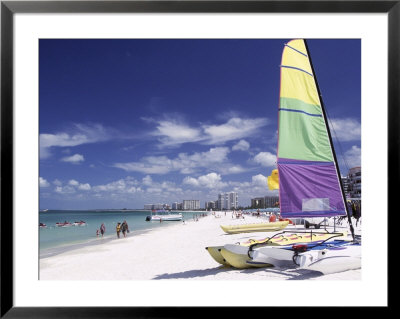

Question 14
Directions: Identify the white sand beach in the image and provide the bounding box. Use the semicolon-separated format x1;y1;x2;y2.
40;213;361;281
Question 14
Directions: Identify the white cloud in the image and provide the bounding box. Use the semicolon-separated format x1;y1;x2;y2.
342;145;361;168
183;172;227;189
182;176;200;187
232;139;250;151
142;175;153;186
78;183;91;191
68;179;79;186
93;177;140;193
329;118;361;142
203;117;269;145
114;147;230;175
153;120;203;146
251;174;268;188
114;160;172;174
54;185;76;194
39;177;50;187
40;123;112;159
53;179;62;186
146;116;269;148
61;154;85;164
253;152;276;167
223;165;247;174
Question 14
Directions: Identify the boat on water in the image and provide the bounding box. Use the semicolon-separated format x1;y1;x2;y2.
73;221;86;226
145;210;183;221
39;223;47;228
206;39;361;274
56;221;73;227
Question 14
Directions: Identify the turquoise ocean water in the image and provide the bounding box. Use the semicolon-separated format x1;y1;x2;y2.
39;210;207;258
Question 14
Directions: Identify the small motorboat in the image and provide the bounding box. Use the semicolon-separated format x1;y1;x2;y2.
73;221;86;226
39;223;47;228
146;210;183;221
56;221;72;227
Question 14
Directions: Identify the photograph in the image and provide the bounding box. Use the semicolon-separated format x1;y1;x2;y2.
38;38;362;281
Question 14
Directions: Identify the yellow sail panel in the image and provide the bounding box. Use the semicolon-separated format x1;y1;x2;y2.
281;41;313;76
267;169;279;190
285;39;307;54
280;67;321;106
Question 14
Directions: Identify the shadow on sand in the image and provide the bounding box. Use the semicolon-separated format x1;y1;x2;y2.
152;265;323;280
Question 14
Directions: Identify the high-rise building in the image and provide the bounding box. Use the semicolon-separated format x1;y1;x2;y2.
251;197;265;208
251;196;279;208
347;167;361;198
205;201;217;210
144;203;170;210
264;196;279;208
218;192;238;210
183;200;200;210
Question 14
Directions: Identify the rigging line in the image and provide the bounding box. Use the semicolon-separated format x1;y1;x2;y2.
324;105;351;173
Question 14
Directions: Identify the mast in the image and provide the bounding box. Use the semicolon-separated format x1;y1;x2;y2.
303;39;356;241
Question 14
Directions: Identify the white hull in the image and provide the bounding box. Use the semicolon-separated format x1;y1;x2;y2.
296;245;361;274
251;243;361;273
251;248;294;267
149;214;182;221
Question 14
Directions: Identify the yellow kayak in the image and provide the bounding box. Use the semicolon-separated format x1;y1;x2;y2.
220;220;289;234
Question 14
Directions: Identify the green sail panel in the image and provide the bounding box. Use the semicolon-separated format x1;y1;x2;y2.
278;98;333;162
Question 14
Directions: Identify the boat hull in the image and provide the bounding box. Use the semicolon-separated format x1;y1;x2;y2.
296;244;361;274
205;246;231;266
148;214;183;221
220;221;289;234
217;232;348;269
220;245;273;269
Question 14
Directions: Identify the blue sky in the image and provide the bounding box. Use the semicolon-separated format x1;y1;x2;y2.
39;39;361;210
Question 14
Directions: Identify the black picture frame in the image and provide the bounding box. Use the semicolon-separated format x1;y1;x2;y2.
1;0;395;317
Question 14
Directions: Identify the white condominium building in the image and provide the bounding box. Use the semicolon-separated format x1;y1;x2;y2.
218;192;238;210
183;200;200;210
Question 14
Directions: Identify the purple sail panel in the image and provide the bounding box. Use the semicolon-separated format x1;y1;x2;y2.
278;159;346;218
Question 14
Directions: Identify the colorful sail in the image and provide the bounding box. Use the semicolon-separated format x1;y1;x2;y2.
277;39;346;218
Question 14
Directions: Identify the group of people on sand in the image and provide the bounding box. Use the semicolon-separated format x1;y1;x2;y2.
96;220;130;239
116;220;129;238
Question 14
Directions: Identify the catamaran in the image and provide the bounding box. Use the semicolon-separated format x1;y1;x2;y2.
207;39;361;274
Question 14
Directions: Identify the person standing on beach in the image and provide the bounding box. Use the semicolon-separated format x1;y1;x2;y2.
116;222;121;238
121;220;129;238
100;223;106;237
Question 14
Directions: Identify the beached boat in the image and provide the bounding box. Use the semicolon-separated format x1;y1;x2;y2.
208;231;348;268
145;210;183;221
219;220;289;234
246;39;360;272
209;39;360;273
